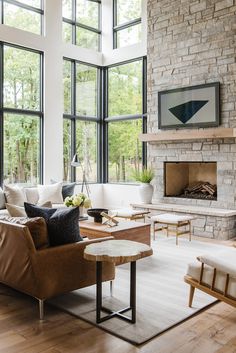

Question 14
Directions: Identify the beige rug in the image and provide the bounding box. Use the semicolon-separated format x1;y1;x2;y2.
49;237;221;345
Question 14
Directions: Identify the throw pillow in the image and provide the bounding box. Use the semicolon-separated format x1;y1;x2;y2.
24;203;83;246
4;184;26;206
6;201;52;217
0;216;49;250
37;183;63;204
0;188;6;209
24;187;39;204
51;180;76;200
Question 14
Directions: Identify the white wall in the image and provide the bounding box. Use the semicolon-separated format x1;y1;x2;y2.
102;184;142;209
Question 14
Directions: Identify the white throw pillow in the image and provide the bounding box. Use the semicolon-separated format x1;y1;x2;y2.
37;183;63;204
4;184;26;207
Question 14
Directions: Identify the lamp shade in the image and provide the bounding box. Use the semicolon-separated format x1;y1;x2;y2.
71;154;80;167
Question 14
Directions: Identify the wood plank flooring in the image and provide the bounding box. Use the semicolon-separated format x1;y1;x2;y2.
0;235;236;353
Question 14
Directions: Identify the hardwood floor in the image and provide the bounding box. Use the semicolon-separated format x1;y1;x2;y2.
0;236;236;353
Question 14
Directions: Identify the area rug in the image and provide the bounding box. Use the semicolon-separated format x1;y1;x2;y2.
49;237;223;345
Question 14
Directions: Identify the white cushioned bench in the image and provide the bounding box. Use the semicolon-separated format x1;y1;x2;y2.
150;213;195;245
110;208;150;222
185;248;236;308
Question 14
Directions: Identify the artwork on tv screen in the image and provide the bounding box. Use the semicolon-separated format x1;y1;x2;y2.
158;82;220;129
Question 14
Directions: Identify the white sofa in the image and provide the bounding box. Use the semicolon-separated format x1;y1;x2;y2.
0;185;67;216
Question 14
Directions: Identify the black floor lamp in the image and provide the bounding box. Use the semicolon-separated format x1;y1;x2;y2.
71;154;90;197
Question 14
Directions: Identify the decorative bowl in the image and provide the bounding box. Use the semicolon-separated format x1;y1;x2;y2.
87;208;109;223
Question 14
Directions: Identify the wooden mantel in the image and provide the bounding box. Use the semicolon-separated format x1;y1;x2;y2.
139;127;236;142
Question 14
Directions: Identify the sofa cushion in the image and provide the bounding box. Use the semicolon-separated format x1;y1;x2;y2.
0;188;6;210
37;183;63;204
4;184;26;207
6;203;26;217
24;187;39;204
51;180;76;200
24;203;83;246
0;216;49;249
6;201;52;217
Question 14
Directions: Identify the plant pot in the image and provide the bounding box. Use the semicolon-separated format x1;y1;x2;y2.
139;183;153;204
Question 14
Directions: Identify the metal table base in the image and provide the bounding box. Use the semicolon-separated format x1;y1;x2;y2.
96;261;136;324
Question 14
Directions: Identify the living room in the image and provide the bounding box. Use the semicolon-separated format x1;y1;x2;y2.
0;0;236;352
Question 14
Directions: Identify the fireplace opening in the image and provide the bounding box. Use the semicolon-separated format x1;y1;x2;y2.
164;162;217;200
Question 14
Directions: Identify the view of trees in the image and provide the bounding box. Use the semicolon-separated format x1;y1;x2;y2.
4;114;40;184
108;60;142;116
76;64;97;117
107;60;143;182
2;45;41;184
2;0;42;34
115;0;142;48
63;60;98;182
76;121;97;182
116;0;141;25
62;0;100;51
108;120;142;182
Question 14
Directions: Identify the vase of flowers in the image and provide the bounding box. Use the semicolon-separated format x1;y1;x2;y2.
64;193;92;216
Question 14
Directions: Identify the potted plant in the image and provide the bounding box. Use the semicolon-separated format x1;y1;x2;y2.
132;167;155;204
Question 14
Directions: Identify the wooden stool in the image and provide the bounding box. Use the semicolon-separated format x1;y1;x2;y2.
150;213;195;245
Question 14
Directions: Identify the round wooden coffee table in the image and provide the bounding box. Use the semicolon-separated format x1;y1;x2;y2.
84;239;153;324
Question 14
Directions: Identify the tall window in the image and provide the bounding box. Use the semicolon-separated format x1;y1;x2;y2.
0;0;43;35
113;0;142;48
107;59;146;183
63;59;99;183
62;0;101;51
0;44;43;185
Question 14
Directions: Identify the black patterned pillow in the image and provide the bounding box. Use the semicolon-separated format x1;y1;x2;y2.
24;202;83;246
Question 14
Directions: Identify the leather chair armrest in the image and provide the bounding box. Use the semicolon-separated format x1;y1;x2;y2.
32;236;115;299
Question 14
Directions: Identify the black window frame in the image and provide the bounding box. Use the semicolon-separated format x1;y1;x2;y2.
62;0;102;51
103;57;147;184
0;41;44;186
113;0;142;49
0;0;44;35
63;57;102;183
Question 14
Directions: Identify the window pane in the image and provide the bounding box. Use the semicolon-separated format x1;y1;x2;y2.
16;0;41;8
4;46;41;111
76;121;97;183
63;60;72;114
108;60;142;116
76;27;99;51
4;114;40;185
76;64;97;116
63;119;72;182
76;0;99;29
108;120;142;182
62;0;72;19
116;23;141;48
3;2;41;35
63;22;73;43
117;0;141;25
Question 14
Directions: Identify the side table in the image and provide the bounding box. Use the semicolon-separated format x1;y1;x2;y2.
84;239;153;324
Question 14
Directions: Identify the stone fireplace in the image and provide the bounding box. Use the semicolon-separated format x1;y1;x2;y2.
164;162;217;201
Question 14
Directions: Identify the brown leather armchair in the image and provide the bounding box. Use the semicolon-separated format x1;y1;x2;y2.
0;221;115;319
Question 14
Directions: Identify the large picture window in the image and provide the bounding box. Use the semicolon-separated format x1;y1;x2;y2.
62;0;101;51
0;44;43;185
113;0;142;48
106;58;147;183
0;0;43;35
63;58;99;183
